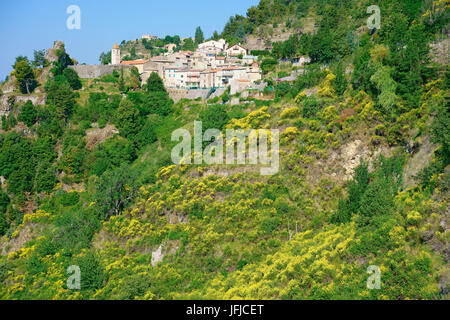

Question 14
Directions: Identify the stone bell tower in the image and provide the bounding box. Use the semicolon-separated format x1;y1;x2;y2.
111;43;121;65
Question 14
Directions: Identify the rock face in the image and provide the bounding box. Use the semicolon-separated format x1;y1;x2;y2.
151;240;180;267
151;245;163;267
85;124;119;151
15;95;46;106
403;137;436;189
245;35;269;51
1;76;16;94
45;40;66;64
340;139;368;179
430;38;450;66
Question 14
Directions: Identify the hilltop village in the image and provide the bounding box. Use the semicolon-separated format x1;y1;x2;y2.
111;38;263;91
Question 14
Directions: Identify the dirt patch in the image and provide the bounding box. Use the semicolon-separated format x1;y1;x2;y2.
403;136;436;189
0;223;43;256
85;124;119;151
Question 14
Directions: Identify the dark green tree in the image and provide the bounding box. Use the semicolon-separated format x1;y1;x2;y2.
18;100;38;127
0;191;9;236
45;78;76;122
260;58;278;74
334;61;348;96
195;26;205;44
34;161;57;193
333;161;369;224
99;51;111;65
118;67;125;93
63;68;82;90
310;27;333;63
182;38;196;51
146;91;173;116
93;165;138;219
13;58;37;94
199;104;229;131
114;99;142;138
32;50;48;68
146;72;166;93
358;174;395;225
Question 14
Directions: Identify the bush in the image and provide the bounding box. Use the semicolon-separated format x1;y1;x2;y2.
199;104;229;131
59;191;80;206
135;120;157;148
260;58;278;74
74;251;104;291
93;165;138;219
261;217;280;235
118;273;152;299
54;209;100;252
275;82;291;98
90;136;136;176
147;91;173;116
301;96;321;118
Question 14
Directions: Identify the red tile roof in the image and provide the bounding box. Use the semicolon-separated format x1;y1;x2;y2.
120;60;148;65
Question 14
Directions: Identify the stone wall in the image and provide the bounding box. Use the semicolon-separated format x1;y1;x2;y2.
69;65;129;79
168;87;226;103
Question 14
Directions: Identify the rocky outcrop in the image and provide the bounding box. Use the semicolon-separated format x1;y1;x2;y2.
430;38;450;66
403;137;436;189
151;240;180;267
45;40;66;64
0;95;14;118
85;124;119;151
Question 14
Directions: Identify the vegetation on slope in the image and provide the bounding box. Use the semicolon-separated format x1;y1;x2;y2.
0;0;448;300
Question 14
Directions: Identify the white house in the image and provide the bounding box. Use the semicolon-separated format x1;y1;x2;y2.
164;67;179;87
198;39;227;55
226;44;248;57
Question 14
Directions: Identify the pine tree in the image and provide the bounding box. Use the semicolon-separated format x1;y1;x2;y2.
118;67;125;92
335;61;348;96
18;100;37;127
195;26;204;45
13;58;37;94
146;72;166;92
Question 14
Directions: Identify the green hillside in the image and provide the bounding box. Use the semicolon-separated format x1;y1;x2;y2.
0;0;448;300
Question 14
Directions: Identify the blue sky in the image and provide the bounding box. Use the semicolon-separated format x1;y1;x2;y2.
0;0;259;80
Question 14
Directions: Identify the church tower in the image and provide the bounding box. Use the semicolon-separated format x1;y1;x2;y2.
111;43;121;65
